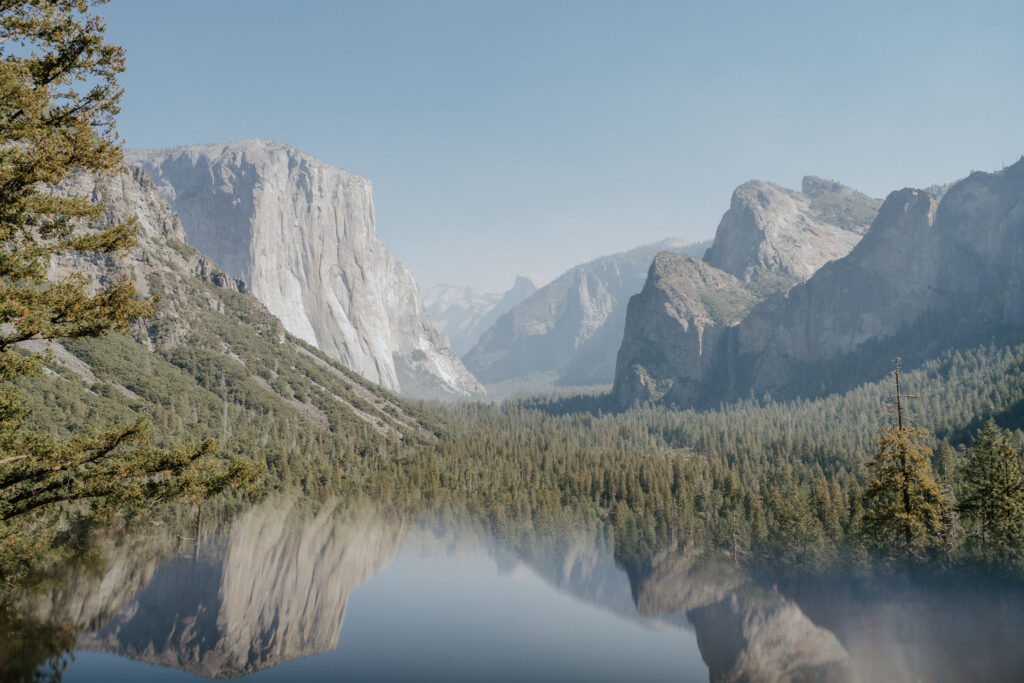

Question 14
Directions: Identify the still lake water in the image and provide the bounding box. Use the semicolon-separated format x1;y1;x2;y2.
19;497;1024;682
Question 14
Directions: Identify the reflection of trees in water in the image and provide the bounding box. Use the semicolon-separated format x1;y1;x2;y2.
0;508;189;683
0;606;76;683
8;497;1024;683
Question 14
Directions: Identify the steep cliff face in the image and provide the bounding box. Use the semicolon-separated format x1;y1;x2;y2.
728;161;1024;398
49;167;246;303
474;175;876;398
127;140;482;401
611;172;883;408
464;238;709;390
613;253;757;407
425;274;545;355
614;160;1024;408
703;176;879;283
38;167;436;446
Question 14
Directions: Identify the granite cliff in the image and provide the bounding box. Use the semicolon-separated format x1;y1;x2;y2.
614;176;880;407
614;160;1024;407
613;253;758;407
128;140;482;401
464;238;709;391
37;167;436;449
703;176;879;283
728;159;1024;399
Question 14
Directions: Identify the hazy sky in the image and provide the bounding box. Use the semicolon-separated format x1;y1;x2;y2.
104;0;1024;292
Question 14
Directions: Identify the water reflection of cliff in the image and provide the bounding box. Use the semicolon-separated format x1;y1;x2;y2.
631;546;1024;683
630;549;848;682
493;524;657;627
75;497;407;677
420;518;1024;682
470;520;848;681
15;500;1024;682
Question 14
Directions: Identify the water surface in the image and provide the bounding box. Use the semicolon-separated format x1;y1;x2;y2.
14;497;1024;682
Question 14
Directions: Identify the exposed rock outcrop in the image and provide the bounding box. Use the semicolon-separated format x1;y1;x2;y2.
464;238;710;391
727;160;1024;399
613;253;757;406
703;177;880;283
614;160;1024;408
611;172;882;408
43;166;436;442
128;140;483;401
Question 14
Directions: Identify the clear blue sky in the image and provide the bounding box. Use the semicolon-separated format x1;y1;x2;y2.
103;0;1024;292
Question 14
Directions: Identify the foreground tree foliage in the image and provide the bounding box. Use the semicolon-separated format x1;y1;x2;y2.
0;0;257;582
860;362;948;566
958;419;1024;570
861;425;948;564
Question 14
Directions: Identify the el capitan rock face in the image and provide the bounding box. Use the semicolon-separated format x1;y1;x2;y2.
128;139;482;401
45;167;435;440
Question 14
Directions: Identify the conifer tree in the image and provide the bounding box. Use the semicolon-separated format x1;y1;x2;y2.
958;419;1024;570
0;0;256;578
861;361;947;565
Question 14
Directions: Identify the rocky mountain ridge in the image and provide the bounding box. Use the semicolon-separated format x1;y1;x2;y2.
464;238;710;392
469;174;878;396
424;274;546;355
128;139;482;401
36;166;436;450
728;160;1024;398
612;175;881;406
614;160;1024;407
703;176;880;283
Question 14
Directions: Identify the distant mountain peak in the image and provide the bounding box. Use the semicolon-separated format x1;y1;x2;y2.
424;275;545;356
463;238;708;391
515;274;549;290
703;175;881;283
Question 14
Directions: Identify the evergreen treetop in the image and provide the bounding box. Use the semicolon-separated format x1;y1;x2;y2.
0;0;257;583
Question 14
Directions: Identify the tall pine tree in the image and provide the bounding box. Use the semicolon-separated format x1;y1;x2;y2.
861;360;947;566
958;419;1024;570
0;0;256;581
